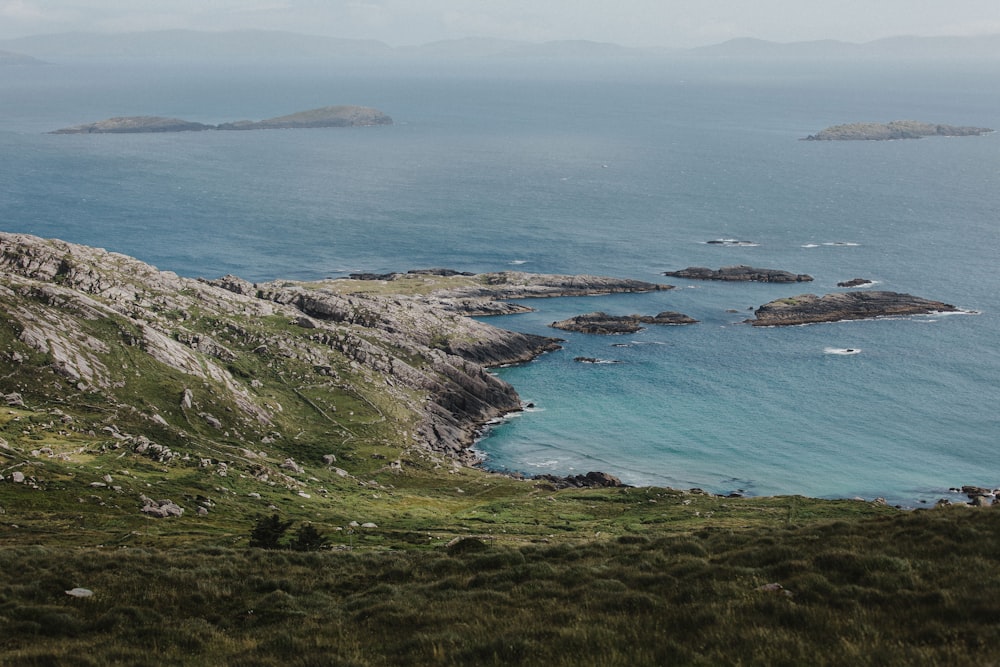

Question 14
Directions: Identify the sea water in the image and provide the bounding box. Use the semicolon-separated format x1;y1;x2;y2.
1;57;998;506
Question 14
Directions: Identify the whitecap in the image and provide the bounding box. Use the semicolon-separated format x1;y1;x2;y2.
704;239;759;247
801;243;820;248
822;242;861;247
824;347;861;355
508;259;528;265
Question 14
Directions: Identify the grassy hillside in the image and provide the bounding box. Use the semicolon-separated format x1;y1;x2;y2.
1;508;998;665
1;233;997;664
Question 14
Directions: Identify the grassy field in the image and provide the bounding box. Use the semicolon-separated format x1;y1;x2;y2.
1;506;998;666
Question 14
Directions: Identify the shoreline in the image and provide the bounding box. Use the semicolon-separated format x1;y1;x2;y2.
0;231;989;511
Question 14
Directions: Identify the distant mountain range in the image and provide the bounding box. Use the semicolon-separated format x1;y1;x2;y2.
0;48;48;66
1;30;999;63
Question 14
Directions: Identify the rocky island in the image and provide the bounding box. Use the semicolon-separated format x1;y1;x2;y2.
748;291;960;326
803;120;993;141
551;311;698;334
838;278;874;288
664;265;813;283
50;105;392;134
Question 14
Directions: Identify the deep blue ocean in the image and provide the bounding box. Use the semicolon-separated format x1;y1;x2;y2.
2;57;998;506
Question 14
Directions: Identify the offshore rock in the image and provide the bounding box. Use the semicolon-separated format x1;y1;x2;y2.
749;291;960;327
551;311;697;334
838;278;874;288
664;265;813;283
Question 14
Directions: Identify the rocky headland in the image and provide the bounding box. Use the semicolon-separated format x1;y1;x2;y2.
50;105;392;134
748;291;960;326
664;265;813;283
551;311;698;334
0;233;674;473
802;120;993;141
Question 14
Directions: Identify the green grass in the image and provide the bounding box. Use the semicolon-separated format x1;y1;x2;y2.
1;507;998;665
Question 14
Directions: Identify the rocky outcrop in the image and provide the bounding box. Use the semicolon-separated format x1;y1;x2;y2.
803;120;993;141
664;266;813;283
431;272;674;301
50;106;392;134
533;471;627;489
551;311;697;334
749;291;960;327
838;278;874;288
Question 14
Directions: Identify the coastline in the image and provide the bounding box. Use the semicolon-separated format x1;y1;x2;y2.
0;232;989;509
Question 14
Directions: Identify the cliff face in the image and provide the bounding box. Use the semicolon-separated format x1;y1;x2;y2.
0;234;571;467
0;235;677;471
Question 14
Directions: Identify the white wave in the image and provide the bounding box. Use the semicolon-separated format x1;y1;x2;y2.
801;243;820;248
824;347;861;355
822;242;861;247
703;238;760;247
508;259;528;265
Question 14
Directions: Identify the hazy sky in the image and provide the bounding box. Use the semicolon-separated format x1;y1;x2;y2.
2;0;1000;48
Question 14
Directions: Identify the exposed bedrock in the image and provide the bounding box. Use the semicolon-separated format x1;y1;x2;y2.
664;265;813;283
551;311;697;335
749;291;960;326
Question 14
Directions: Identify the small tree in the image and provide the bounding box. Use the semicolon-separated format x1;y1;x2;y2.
249;513;294;549
290;523;329;552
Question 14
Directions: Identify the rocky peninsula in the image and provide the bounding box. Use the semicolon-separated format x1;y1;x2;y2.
551;311;697;334
748;291;960;326
50;105;392;134
0;233;673;468
664;265;813;283
802;120;993;141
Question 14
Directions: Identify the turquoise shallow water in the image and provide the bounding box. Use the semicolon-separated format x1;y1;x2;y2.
2;58;998;505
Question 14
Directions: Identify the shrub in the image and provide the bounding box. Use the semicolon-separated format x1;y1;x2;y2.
249;514;294;550
290;524;329;552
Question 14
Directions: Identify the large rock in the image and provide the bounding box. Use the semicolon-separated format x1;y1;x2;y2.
749;291;960;326
664;265;813;283
534;471;627;489
551;311;697;334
